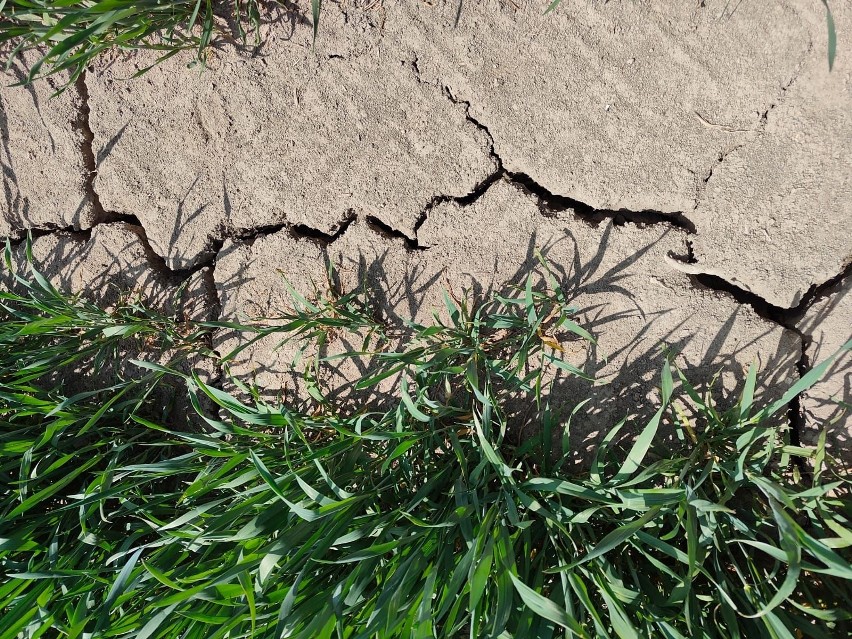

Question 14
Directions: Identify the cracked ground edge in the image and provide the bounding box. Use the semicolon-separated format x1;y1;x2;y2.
3;61;850;452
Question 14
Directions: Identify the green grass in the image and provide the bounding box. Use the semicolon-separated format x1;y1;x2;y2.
1;239;851;638
0;0;320;86
0;0;329;85
822;1;837;71
2;1;216;85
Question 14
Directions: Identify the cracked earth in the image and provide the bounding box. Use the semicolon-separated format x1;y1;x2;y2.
1;0;850;462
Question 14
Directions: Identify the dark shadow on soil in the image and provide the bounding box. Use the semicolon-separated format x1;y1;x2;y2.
796;283;851;469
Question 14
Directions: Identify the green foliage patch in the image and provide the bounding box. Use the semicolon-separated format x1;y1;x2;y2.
1;241;850;638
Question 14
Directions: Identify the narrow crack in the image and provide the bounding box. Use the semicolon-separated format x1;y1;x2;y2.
412;167;505;248
671;242;852;326
225;210;357;248
693;143;746;210
409;56;424;85
5;73;111;238
73;72;106;222
406;58;509;245
409;67;697;244
51;209;361;284
7;224;92;243
365;216;422;250
228;222;287;244
788;345;810;466
692;39;811;213
758;40;812;129
441;84;498;161
198;212;358;307
675;266;812;466
293;211;357;244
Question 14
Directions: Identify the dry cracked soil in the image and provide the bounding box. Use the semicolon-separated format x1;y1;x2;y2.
1;0;850;463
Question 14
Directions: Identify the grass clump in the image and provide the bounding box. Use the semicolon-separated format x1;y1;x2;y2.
1;245;851;638
0;0;286;86
0;0;328;86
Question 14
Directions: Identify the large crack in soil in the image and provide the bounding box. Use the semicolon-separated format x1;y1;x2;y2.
7;60;847;457
412;73;698;243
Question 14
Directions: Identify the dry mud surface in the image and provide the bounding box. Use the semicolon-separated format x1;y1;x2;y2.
1;0;850;462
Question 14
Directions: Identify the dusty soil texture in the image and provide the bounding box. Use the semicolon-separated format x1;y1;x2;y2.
1;0;849;460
